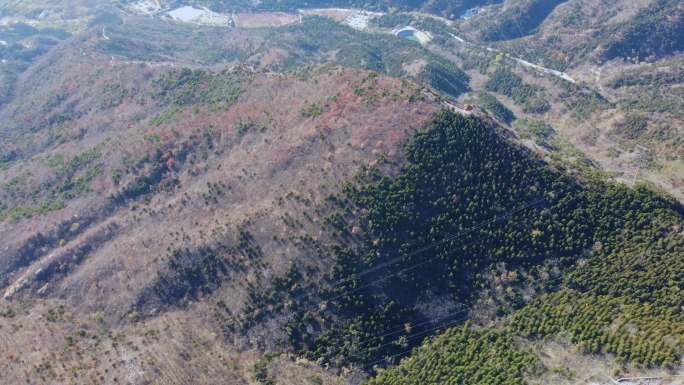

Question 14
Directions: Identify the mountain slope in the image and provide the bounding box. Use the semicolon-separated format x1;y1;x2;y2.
0;2;683;385
311;112;683;384
0;16;451;383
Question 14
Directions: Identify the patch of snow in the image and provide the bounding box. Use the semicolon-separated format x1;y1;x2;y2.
343;12;377;30
299;8;383;31
129;0;162;15
0;40;7;46
459;7;483;20
166;6;231;26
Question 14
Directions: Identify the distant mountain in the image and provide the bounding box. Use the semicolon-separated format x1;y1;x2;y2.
478;0;568;41
600;0;684;61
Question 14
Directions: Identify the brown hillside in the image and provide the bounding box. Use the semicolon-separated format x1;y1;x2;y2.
0;33;441;383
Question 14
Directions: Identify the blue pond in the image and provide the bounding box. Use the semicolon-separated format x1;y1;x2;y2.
397;29;419;42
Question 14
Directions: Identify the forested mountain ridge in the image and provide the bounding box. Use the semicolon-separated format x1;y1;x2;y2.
355;115;683;385
0;1;682;384
235;111;683;384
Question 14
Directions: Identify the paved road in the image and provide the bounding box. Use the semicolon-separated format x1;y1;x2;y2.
448;33;576;83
